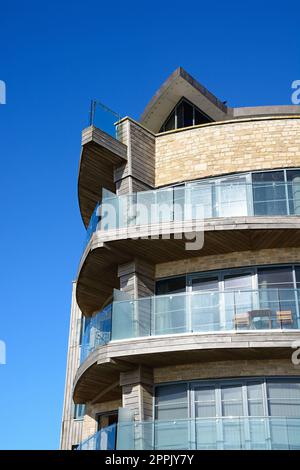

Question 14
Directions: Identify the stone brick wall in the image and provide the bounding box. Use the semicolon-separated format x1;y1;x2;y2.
155;117;300;187
156;247;300;279
154;359;300;384
81;399;122;441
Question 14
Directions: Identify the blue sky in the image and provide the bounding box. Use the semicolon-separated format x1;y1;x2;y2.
0;0;299;450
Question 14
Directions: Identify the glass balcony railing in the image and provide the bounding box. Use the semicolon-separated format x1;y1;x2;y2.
76;423;116;450
84;180;300;244
80;304;112;363
89;100;121;138
80;288;300;364
117;417;300;450
112;288;300;340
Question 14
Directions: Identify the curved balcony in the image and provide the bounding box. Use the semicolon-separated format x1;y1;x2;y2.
78;287;300;368
77;178;300;314
75;287;300;400
85;179;300;242
76;423;116;450
117;417;300;450
76;417;300;450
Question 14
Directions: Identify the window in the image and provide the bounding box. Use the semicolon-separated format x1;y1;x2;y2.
157;265;300;294
74;403;85;420
257;266;294;289
155;377;300;420
267;381;300;417
194;386;216;418
97;411;118;430
252;170;287;215
156;276;186;295
287;169;300;215
155;383;188;420
159;98;212;132
156;265;300;331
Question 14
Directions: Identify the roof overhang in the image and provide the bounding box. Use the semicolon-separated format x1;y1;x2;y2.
140;67;228;133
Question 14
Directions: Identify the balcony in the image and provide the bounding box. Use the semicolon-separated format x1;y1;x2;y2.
85;179;300;242
80;288;300;365
78;417;300;450
76;423;116;450
78;100;127;228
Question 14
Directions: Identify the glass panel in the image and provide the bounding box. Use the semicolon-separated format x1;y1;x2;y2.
154;420;190;450
196;419;218;449
269;418;300;449
164;110;175;132
194;386;216;418
267;381;300;417
252;171;287;215
222;418;245;449
247;383;264;417
296;267;300;288
77;423;117;450
112;298;151;340
74;404;85;419
223;275;254;328
216;178;249;217
173;186;185;222
287;170;300;215
136;191;155;226
248;401;264;416
156;188;174;223
176;101;184;129
183;101;193;127
188;182;214;218
257;266;294;288
247;382;263;399
116;418;300;450
191;291;220;332
156;277;186;295
153;293;187;335
256;288;297;329
221;385;243;416
192;276;218;291
91;101;120;138
194;108;211;125
85;203;100;245
224;272;253;290
101;195;120;230
80;305;111;362
155;384;188;421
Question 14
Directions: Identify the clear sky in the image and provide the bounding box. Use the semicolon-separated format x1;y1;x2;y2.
0;0;299;450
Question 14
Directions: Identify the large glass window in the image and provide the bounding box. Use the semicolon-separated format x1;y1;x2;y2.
187;168;300;218
155;383;188;420
154;378;300;449
287;169;300;215
156;265;300;331
252;171;287;215
155;378;300;420
257;266;294;289
159;98;212;132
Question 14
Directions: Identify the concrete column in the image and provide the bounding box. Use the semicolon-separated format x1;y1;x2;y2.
120;366;154;421
117;258;155;298
114;118;155;196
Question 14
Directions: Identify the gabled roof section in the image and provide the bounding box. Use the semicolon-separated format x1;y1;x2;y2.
140;67;228;132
